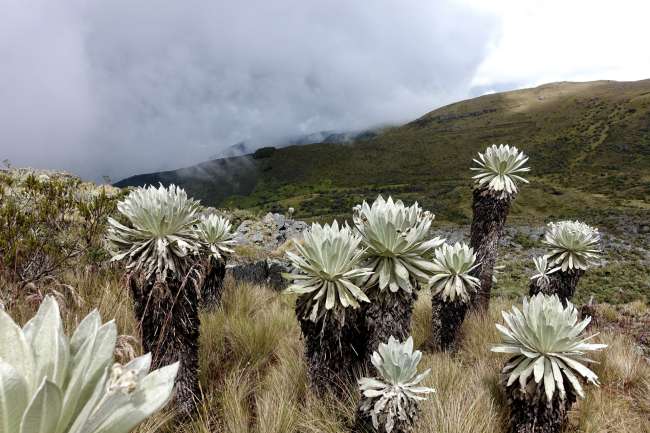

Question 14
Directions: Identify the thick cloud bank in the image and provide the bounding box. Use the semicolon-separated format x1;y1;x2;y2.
0;0;497;180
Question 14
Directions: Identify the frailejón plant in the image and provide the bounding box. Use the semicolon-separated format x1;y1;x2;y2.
196;214;235;260
358;336;434;433
428;242;480;303
468;145;530;312
284;221;372;322
0;296;178;433
471;144;530;197
530;255;559;288
106;183;203;416
492;293;606;401
543;220;601;271
353;196;443;293
196;214;235;308
428;242;481;351
353;195;444;355
107;184;202;279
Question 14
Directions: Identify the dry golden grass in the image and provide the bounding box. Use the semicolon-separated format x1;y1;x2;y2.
4;270;649;433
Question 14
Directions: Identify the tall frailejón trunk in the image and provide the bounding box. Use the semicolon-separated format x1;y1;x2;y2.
469;188;513;311
355;399;419;433
201;256;226;309
430;296;468;352
128;271;201;417
297;295;366;395
528;269;584;306
504;377;576;433
362;288;417;358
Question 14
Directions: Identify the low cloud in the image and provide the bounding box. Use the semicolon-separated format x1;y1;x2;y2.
0;0;498;181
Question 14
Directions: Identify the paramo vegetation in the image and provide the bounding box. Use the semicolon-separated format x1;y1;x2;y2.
0;146;648;433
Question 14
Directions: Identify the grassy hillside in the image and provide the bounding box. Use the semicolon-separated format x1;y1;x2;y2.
116;79;650;224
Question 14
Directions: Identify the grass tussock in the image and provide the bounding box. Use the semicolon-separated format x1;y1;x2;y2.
4;270;649;433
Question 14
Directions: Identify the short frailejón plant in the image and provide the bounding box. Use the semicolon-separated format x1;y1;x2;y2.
197;214;236;308
285;221;371;321
353;196;443;354
529;256;559;290
429;242;480;303
357;336;434;433
492;293;606;433
0;296;178;433
544;220;601;271
107;184;202;416
283;221;372;392
468;144;529;311
529;220;601;304
428;242;480;351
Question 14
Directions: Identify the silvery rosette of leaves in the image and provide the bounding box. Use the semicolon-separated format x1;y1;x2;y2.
197;214;236;260
543;220;601;271
428;242;480;303
0;296;178;433
107;184;202;279
358;336;434;433
283;221;372;322
353;196;444;294
471;144;530;197
530;255;560;288
492;293;607;401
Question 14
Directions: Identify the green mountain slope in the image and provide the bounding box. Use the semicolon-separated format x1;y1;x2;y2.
116;79;650;223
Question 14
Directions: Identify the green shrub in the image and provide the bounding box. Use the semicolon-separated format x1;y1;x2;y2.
0;173;121;284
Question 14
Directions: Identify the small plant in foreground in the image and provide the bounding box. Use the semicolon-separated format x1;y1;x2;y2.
197;214;236;308
468;144;529;311
428;242;480;351
283;221;372;393
107;184;203;416
0;296;177;433
353;195;444;354
357;336;434;433
492;293;607;433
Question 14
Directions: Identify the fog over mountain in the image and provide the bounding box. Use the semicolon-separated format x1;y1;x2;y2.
0;0;497;180
1;0;649;181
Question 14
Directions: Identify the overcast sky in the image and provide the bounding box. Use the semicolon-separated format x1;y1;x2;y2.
1;0;648;181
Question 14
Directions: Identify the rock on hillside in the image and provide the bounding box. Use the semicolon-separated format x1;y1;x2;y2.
225;212;308;290
234;212;308;251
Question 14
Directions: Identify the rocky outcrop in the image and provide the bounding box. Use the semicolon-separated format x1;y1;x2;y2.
225;257;293;291
226;212;306;289
234;212;308;251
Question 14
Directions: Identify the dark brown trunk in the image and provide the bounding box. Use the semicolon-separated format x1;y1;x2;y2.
296;295;366;395
528;269;584;306
504;379;576;433
469;188;513;311
361;288;417;359
355;397;418;433
429;295;468;352
128;270;200;418
201;256;226;309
